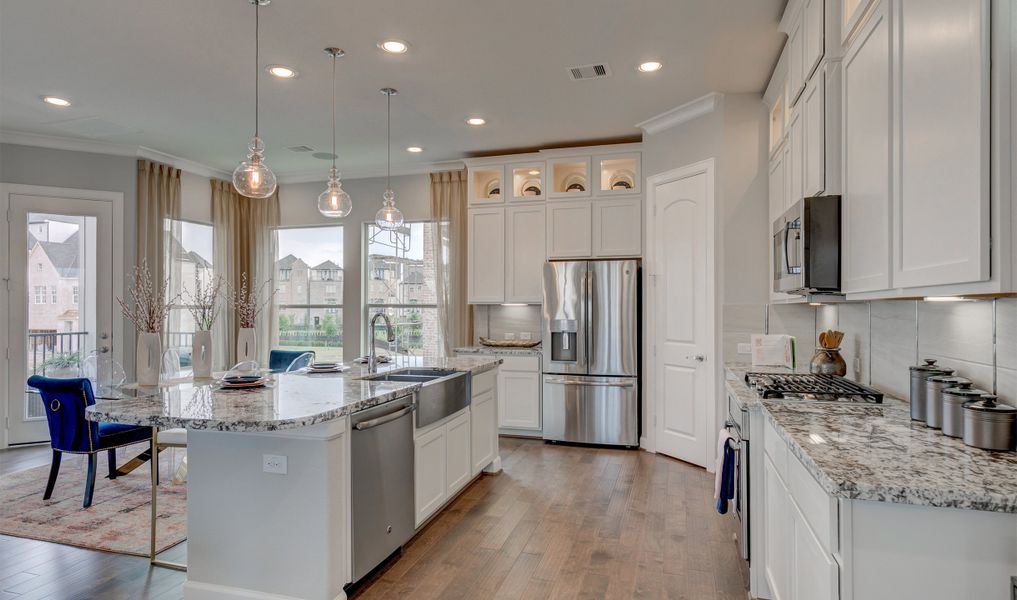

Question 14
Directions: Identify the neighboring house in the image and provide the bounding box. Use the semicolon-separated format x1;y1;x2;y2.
165;236;214;342
27;230;81;335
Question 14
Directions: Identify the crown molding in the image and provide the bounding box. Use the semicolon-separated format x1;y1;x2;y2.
276;159;466;184
635;92;723;135
0;129;230;179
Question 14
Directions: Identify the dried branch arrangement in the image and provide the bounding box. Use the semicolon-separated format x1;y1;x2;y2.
185;271;224;331
229;273;276;329
117;260;178;333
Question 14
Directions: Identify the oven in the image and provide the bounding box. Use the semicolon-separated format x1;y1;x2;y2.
726;391;750;561
773;195;841;295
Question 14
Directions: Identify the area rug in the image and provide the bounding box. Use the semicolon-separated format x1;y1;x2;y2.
0;451;186;556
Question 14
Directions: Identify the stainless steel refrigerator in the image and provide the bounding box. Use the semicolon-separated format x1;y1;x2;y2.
541;259;639;447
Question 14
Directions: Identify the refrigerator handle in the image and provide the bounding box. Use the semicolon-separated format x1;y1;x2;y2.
586;266;594;364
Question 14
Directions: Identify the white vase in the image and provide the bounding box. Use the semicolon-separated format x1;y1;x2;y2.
236;327;258;364
192;330;213;378
137;332;162;386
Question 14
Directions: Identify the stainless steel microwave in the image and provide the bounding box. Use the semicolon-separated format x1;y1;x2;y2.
773;195;841;295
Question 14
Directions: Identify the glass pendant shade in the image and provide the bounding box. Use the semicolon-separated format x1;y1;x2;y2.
318;167;352;217
233;136;277;198
375;188;404;230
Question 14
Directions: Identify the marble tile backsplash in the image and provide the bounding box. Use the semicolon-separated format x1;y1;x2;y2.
472;304;542;344
737;297;1017;405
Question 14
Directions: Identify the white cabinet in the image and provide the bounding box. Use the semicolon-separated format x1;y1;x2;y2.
497;356;541;432
763;455;791;600
790;498;838;600
786;106;804;209
841;0;891;293
802;73;826;197
802;0;825;81
891;0;990;289
414;424;446;527
505;205;546;303
592;197;642;257
467;208;506;303
470;385;496;476
787;19;805;105
546;201;593;259
444;410;472;497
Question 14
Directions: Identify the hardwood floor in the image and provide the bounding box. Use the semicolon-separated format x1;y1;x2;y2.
0;438;748;599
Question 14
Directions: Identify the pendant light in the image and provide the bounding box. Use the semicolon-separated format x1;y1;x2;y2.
375;87;404;231
317;47;352;218
232;0;277;199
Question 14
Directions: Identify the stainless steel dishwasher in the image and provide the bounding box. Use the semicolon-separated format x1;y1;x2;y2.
350;395;415;583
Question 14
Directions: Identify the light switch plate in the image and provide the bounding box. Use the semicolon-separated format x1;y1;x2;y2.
263;454;287;475
737;343;751;355
504;333;516;340
519;332;532;340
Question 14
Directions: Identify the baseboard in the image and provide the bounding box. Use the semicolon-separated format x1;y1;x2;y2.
183;581;346;600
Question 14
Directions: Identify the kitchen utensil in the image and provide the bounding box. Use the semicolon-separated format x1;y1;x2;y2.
809;347;847;376
925;375;971;429
963;395;1017;451
909;359;952;422
942;387;987;438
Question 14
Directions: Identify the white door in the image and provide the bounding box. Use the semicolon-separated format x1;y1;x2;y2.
6;191;117;445
648;162;714;467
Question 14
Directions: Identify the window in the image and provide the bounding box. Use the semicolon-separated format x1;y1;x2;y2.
50;286;58;304
72;286;79;305
164;219;214;373
34;286;46;304
275;226;344;362
364;222;443;362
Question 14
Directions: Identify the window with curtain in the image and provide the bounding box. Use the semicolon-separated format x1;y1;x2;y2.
275;225;344;363
164;219;214;371
364;222;444;362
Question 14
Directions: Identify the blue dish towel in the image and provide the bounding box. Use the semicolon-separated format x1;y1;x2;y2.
716;439;737;515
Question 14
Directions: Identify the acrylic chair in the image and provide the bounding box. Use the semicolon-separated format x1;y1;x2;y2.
268;349;316;373
26;375;153;508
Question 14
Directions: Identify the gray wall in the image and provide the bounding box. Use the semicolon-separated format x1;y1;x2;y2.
278;174;431;356
1;142;139;375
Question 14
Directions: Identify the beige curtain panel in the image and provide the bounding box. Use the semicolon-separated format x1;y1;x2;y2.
211;179;280;368
430;170;473;355
135;160;181;349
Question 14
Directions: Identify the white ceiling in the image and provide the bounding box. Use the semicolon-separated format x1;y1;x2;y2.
0;0;785;179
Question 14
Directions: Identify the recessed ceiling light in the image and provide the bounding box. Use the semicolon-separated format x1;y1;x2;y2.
267;65;298;78
42;96;71;107
378;39;409;54
638;61;663;73
406;146;423;153
466;117;486;126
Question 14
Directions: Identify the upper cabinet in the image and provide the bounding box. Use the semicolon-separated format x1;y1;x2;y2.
509;163;546;202
595;153;641;196
548;157;592;199
468;166;505;206
467;207;506;303
505;205;546;303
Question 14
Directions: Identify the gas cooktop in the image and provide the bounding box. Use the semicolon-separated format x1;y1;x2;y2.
744;372;884;404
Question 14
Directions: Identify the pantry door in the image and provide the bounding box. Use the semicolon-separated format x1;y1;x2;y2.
3;185;122;446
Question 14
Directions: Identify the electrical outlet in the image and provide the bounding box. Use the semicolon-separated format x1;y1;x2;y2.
519;332;532;341
737;343;751;355
504;333;516;340
263;454;287;475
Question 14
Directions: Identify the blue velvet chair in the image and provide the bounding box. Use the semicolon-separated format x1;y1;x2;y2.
26;376;153;508
268;349;315;373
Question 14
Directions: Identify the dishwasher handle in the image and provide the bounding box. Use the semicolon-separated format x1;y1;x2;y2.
353;404;416;430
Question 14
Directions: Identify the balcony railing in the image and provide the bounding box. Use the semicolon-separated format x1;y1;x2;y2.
29;331;88;376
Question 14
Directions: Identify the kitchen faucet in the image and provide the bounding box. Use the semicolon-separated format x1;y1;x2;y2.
368;312;396;373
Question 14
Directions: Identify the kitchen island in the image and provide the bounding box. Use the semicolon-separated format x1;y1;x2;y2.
86;356;502;600
725;365;1017;600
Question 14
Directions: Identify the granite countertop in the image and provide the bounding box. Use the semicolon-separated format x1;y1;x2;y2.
454;345;542;356
85;356;502;433
724;364;1017;513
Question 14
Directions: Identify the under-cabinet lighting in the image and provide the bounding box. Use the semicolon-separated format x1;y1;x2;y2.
501;303;527;307
924;296;969;302
809;302;824;307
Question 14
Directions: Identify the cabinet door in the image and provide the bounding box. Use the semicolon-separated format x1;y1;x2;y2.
786;107;804;209
892;0;990;289
841;0;891;293
763;455;790;600
790;498;838;600
467;208;505;303
470;388;496;476
802;0;825;81
546;201;592;259
445;411;472;497
414;425;446;527
592;197;642;257
505;205;546;302
788;19;805;105
498;369;541;430
802;73;826;197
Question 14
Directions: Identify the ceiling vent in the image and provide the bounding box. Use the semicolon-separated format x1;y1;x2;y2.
287;145;315;153
568;63;611;81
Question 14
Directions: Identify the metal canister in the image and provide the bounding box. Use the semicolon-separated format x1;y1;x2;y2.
925;375;971;429
909;359;952;422
942;387;987;438
963;395;1017;451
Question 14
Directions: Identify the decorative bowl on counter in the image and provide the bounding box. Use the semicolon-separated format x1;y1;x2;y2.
479;337;540;348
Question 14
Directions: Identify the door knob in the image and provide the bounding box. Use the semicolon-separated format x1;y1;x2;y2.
690;354;705;362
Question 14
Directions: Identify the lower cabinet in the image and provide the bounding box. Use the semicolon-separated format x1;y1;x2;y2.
497;356;542;432
470;385;497;475
414;424;447;527
790;498;838;600
444;411;472;497
763;455;791;600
